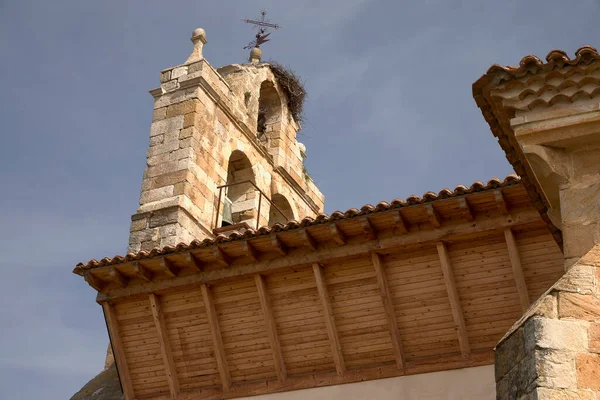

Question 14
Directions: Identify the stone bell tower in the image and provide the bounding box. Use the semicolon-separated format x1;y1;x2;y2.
127;28;324;253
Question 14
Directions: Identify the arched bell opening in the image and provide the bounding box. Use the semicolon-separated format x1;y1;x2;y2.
220;150;258;228
268;193;294;227
257;80;282;142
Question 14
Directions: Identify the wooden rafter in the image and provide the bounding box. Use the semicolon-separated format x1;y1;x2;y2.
96;209;542;301
159;257;179;277
436;242;471;359
360;217;377;240
183;252;203;271
425;204;441;228
457;197;474;222
371;252;405;369
392;210;408;234
312;263;345;376
214;246;232;267
300;229;318;251
270;235;287;256
84;271;104;291
132;262;153;282
504;228;530;311
102;302;135;400
329;223;347;245
109;267;128;288
494;190;509;215
254;274;287;383
201;283;231;391
149;293;180;398
242;241;260;262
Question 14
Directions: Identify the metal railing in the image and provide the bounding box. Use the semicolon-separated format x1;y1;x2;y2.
214;180;288;230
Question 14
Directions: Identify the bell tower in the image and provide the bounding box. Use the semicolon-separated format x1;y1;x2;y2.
127;28;324;253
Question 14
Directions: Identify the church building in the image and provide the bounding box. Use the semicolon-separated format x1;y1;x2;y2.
71;27;600;399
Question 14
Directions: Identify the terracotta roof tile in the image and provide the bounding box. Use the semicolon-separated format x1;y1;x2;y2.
74;175;520;274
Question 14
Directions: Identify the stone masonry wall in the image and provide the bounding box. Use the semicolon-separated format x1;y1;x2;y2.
127;53;324;253
496;246;600;399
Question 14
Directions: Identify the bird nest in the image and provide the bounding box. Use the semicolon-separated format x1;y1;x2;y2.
268;61;306;123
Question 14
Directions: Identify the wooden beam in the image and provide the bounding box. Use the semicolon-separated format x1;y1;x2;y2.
133;262;153;282
457;197;474;222
149;293;180;399
371;253;405;369
425;204;441;228
312;263;345;376
102;302;135;400
84;271;104;292
109;267;128;288
300;229;318;251
329;223;347;245
183;252;203;271
254;274;287;383
159;257;178;277
97;209;542;301
270;235;287;256
392;210;408;234
214;246;232;267
504;228;530;311
201;283;231;391
242;241;260;262
360;217;377;240
436;242;471;359
494;190;509;215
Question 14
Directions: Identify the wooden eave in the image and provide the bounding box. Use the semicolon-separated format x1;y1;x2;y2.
76;182;566;400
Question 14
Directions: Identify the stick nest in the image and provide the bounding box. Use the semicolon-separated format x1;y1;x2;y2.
268;61;306;123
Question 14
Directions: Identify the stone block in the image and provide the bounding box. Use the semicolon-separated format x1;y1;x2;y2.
147;151;176;167
139;240;160;252
149;116;184;137
149;207;180;228
166;99;197;118
149;134;164;146
152;107;167;122
171;66;188;79
231;199;257;214
589;323;600;353
534;387;597;400
129;217;147;232
158;223;177;238
146;139;180;158
576;353;600;390
496;327;526;381
128;229;157;246
535;349;577;389
159;70;171;83
533;294;559;319
555;264;597;295
140;186;174;204
161;80;179;92
525;317;588;353
179;126;198;140
559;292;600;322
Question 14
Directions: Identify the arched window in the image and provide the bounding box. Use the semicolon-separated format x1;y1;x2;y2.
221;151;257;227
257;81;282;138
268;194;294;227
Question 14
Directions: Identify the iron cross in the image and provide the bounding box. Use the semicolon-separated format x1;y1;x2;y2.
243;10;280;49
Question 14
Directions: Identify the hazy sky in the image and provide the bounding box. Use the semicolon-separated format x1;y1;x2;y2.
0;0;598;398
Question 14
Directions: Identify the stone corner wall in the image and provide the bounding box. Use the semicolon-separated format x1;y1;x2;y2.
495;247;600;399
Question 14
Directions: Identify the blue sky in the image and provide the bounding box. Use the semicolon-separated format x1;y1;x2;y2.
0;0;598;398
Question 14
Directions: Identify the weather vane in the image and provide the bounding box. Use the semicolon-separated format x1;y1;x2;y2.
242;10;280;49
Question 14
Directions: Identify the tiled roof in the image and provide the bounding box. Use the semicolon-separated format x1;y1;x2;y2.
471;47;600;250
74;174;521;273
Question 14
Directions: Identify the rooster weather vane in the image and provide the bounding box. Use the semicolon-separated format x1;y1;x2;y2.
242;10;280;49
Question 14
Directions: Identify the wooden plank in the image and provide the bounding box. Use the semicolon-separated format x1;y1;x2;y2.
360;217;377;240
148;293;179;399
270;235;288;256
457;198;474;222
392;210;408;234
330;223;347;245
109;267;128;288
312;263;345;376
300;229;318;251
201;283;231;391
214;247;232;267
97;209;542;301
436;242;471;359
504;228;530;311
133;262;153;282
254;274;287;383
425;204;441;228
183;253;203;271
494;190;509;215
159;258;178;278
242;242;260;262
102;302;136;400
84;271;104;291
370;253;405;369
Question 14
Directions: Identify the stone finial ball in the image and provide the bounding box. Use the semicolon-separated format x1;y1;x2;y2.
250;47;262;59
191;28;207;42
